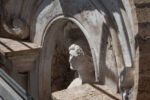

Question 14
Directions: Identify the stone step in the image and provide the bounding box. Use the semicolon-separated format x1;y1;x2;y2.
52;84;121;100
0;37;40;72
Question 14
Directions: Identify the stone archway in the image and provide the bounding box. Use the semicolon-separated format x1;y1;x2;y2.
35;14;139;100
38;17;96;100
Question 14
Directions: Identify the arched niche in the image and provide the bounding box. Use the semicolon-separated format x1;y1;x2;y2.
38;17;96;100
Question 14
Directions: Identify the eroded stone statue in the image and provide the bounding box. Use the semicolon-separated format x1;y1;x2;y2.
68;39;95;89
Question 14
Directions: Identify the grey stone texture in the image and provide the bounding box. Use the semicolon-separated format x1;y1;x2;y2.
1;0;149;100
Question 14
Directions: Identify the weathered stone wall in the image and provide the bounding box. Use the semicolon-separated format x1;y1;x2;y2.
0;0;148;100
135;0;150;99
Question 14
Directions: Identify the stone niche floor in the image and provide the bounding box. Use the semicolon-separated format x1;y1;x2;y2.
52;84;121;100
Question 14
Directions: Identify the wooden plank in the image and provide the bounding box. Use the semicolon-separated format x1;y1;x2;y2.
0;37;40;57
